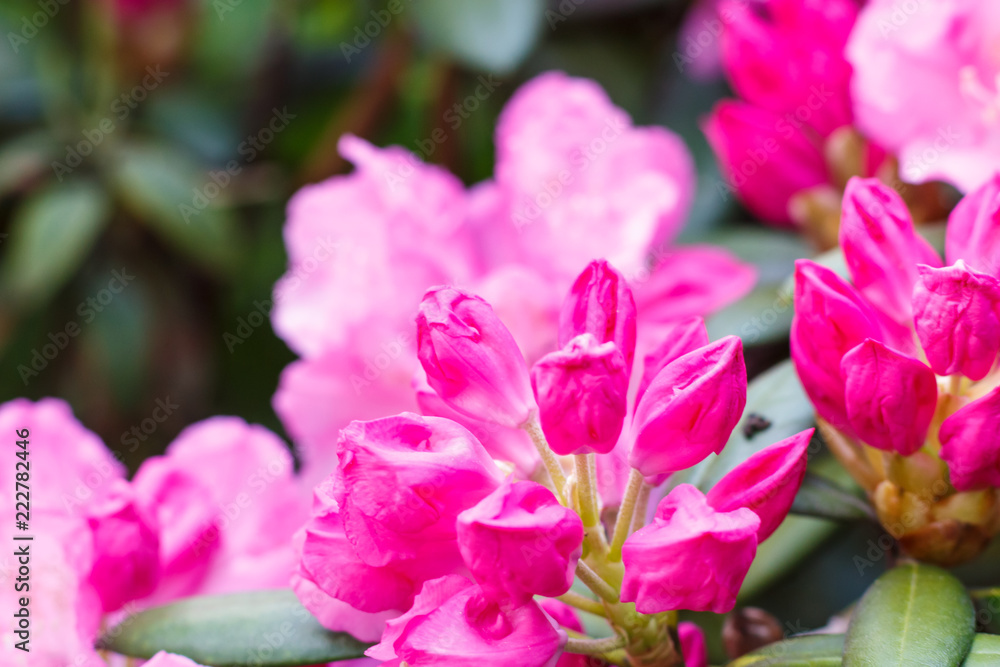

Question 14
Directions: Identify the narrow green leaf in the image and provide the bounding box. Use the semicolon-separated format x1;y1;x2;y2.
1;179;109;307
790;473;875;522
98;590;371;666
412;0;545;73
963;634;1000;666
728;634;844;666
843;563;976;667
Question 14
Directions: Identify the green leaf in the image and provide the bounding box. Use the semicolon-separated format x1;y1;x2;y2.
1;179;109;307
963;634;1000;666
99;590;371;666
412;0;545;73
970;588;1000;634
843;563;976;667
728;634;844;666
790;473;875;522
740;515;837;601
0;132;57;195
110;144;240;273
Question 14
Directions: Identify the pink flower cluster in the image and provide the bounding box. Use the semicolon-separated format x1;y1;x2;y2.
295;260;812;665
0;399;308;667
270;71;756;490
792;175;1000;563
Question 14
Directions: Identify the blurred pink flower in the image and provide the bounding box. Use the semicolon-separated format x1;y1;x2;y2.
847;0;1000;191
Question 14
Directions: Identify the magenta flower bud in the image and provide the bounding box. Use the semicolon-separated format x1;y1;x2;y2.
841;339;938;455
636;316;709;406
913;262;1000;381
621;484;759;613
790;260;885;431
418;287;536;428
946;174;1000;272
940;386;1000;491
87;479;160;612
840;178;942;325
679;621;708;667
336;413;504;567
530;334;628;456
707;429;813;542
630;336;747;479
558;260;637;374
367;575;566;666
457;479;583;603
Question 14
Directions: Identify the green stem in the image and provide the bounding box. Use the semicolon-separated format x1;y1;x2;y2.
575;454;599;527
524;416;567;504
556;591;607;617
609;469;644;561
629;482;652;535
564;634;627;656
576;560;619;605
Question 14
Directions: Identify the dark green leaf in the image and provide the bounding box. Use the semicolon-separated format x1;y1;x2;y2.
843;563;975;667
790;473;875;522
98;590;371;666
412;0;545;73
1;179;109;307
963;634;1000;666
110;144;240;273
728;634;844;666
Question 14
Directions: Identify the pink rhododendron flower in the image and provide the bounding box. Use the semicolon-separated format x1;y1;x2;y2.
679;621;709;667
847;0;1000;191
558;259;637;374
272;71;755;488
621;484;760;613
939;386;1000;491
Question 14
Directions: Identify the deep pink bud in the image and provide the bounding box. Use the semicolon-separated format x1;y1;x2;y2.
940;386;1000;491
913;262;1000;381
946;174;1000;271
707;429;813;542
621;484;759;613
636;316;709;406
790;260;884;431
457;479;583;603
87;479;160;612
335;413;504;567
840;178;942;325
841;339;938;455
558;260;638;374
418;287;536;428
630;337;747;479
679;621;708;667
367;575;566;666
531;334;628;455
703;100;828;225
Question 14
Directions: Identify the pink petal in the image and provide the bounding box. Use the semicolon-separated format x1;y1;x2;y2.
839;177;942;325
841;339;938;455
558;260;637;374
913;262;1000;381
946;174;1000;271
679;621;709;667
940;385;1000;491
707;429;813;541
636;316;709;406
630;337;747;479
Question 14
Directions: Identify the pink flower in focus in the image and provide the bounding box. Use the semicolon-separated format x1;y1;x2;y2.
558;259;637;374
457;479;583;603
847;1;1000;191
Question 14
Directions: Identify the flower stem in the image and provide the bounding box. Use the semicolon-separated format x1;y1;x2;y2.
575;454;599;527
629;481;652;535
556;591;607;616
524;416;568;504
576;560;619;605
609;469;644;561
564;634;627;656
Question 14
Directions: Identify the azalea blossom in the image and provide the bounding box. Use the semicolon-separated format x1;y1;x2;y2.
296;261;811;666
791;175;1000;566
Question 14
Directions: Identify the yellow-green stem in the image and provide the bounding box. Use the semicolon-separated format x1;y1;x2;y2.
564;634;627;656
576;560;620;605
609;469;644;561
630;482;652;535
575;454;599;527
556;591;608;617
523;416;568;504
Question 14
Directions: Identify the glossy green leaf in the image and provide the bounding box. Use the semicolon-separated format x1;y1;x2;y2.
728;634;844;666
98;590;371;666
412;0;545;73
790;473;875;522
963;634;1000;666
110;144;240;273
1;179;109;307
843;563;975;667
